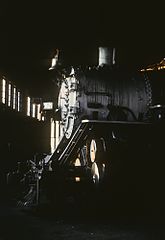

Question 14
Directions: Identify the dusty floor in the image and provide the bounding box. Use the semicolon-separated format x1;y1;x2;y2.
0;198;165;240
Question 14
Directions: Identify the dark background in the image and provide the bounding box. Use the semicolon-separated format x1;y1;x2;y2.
0;1;164;96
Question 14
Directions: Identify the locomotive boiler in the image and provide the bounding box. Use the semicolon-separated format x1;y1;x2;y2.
51;47;165;140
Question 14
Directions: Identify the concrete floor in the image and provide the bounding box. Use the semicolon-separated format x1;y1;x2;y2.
0;199;165;240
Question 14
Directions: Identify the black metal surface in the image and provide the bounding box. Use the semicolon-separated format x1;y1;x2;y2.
57;66;165;138
48;63;165;205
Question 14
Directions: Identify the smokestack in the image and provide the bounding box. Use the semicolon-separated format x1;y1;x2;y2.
98;47;116;66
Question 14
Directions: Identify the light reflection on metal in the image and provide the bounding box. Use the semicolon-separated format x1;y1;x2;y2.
75;177;81;182
50;118;55;154
99;47;116;66
90;139;97;163
37;104;41;120
149;104;162;109
49;49;59;70
140;58;165;72
58;69;77;139
43;102;53;110
91;162;100;184
55;121;60;148
74;158;81;166
112;48;116;65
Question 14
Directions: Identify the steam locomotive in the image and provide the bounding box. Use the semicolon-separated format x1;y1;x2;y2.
40;47;165;212
11;47;165;212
